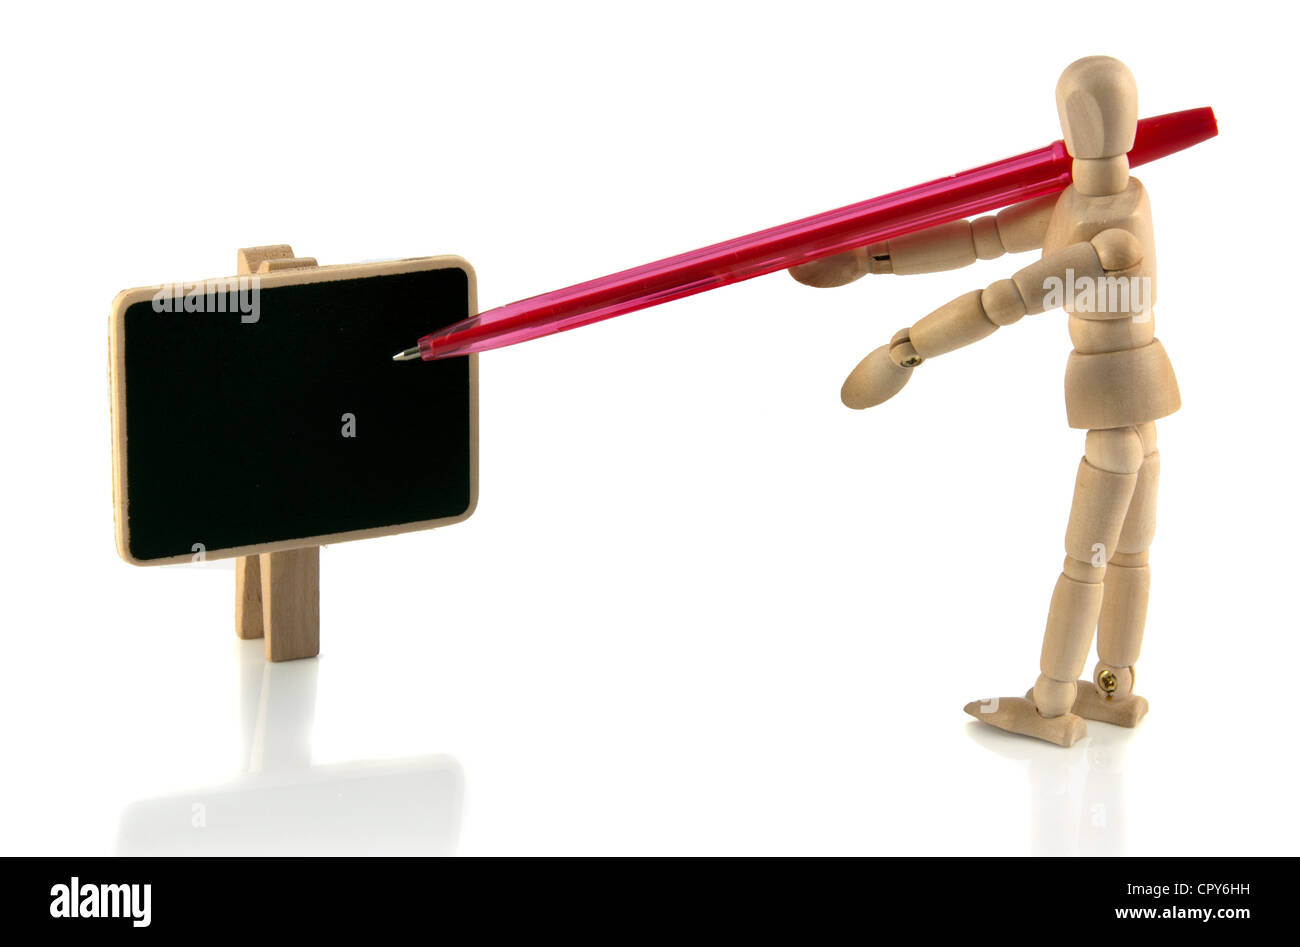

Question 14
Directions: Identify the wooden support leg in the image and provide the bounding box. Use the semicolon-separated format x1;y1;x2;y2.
236;556;265;639
231;245;322;661
233;243;286;645
234;550;320;660
261;547;321;662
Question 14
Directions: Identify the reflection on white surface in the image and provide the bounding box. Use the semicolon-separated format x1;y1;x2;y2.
966;720;1133;856
116;642;463;856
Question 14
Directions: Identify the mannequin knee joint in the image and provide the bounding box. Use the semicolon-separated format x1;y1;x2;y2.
1085;427;1144;474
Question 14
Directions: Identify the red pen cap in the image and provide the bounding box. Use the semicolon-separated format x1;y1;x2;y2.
1129;107;1218;168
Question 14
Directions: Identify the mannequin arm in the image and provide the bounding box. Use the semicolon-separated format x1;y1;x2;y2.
790;193;1058;288
840;228;1143;408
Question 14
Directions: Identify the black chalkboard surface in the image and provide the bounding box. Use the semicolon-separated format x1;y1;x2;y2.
110;257;477;565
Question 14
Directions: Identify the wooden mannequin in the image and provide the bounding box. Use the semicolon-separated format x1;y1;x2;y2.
791;57;1176;747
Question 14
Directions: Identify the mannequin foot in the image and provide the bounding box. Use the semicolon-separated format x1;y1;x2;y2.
1071;681;1149;727
963;696;1087;747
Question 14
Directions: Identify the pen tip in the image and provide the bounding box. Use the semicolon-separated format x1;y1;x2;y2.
392;346;421;362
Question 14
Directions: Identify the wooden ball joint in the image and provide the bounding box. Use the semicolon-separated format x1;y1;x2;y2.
796;56;1176;747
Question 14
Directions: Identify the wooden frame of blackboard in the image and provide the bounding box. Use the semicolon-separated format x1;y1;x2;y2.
109;254;480;567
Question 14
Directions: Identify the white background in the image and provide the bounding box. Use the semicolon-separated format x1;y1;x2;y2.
2;0;1295;855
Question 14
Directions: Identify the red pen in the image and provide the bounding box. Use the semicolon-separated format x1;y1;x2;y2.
393;107;1217;363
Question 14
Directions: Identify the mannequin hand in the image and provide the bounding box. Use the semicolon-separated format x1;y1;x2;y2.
841;337;919;409
789;246;885;288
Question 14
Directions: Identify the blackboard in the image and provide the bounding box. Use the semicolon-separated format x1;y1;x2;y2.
110;257;477;564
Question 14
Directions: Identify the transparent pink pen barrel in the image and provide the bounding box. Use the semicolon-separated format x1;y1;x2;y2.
420;107;1217;360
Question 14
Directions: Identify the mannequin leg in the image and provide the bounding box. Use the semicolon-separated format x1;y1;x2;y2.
966;426;1142;746
1075;422;1158;726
